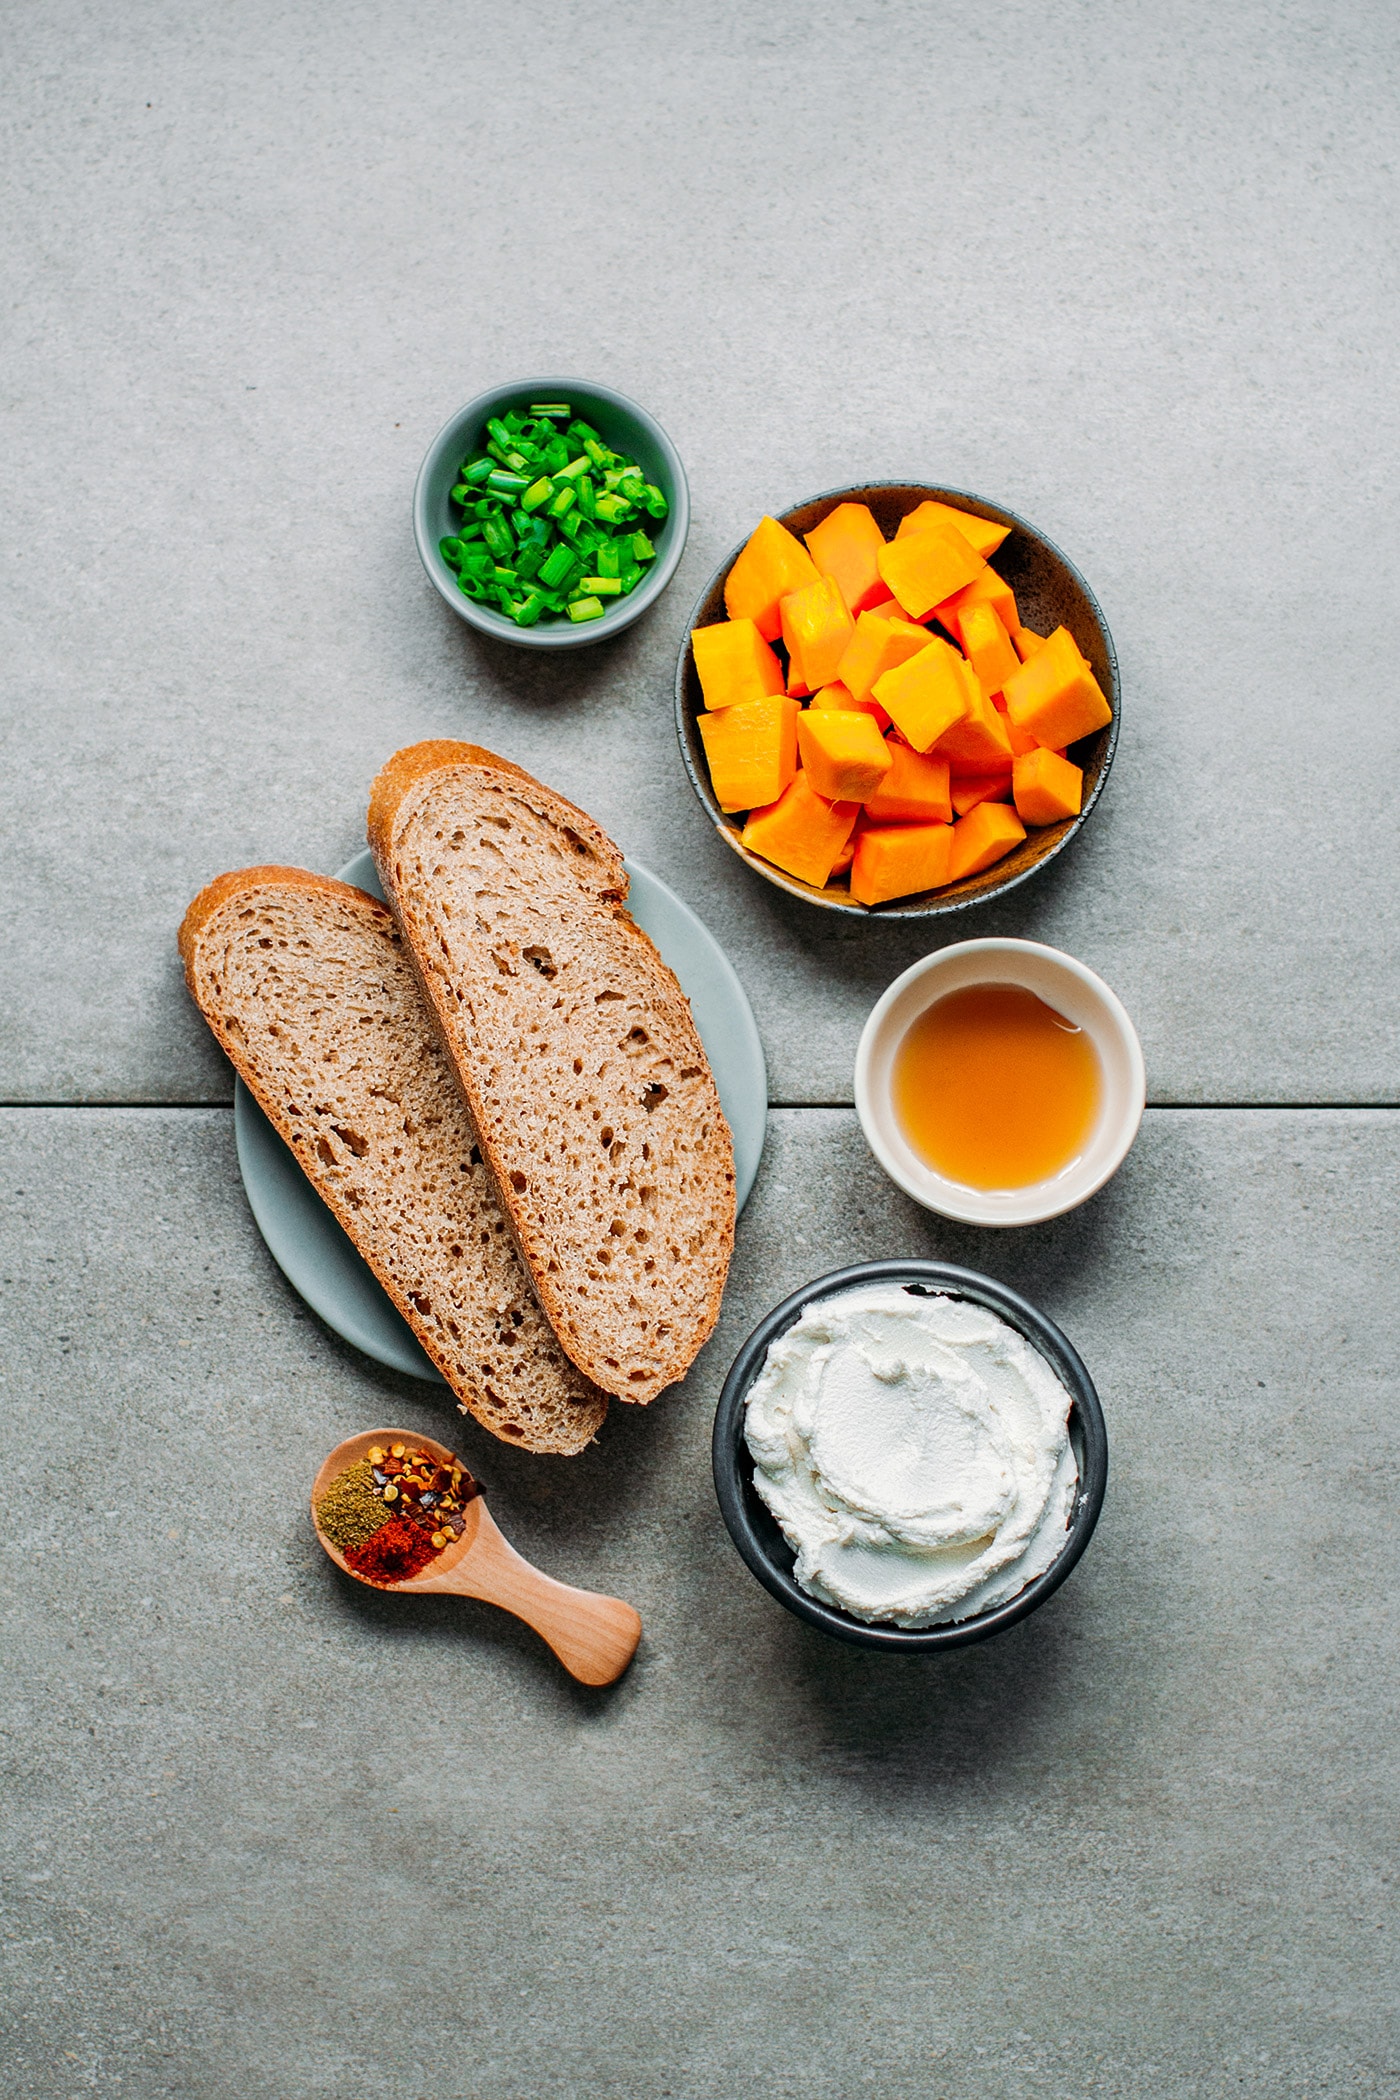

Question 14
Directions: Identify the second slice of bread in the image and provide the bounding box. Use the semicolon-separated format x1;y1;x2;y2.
368;742;737;1404
179;866;608;1454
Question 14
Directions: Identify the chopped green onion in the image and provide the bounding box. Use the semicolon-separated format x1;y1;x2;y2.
447;405;664;626
538;542;577;589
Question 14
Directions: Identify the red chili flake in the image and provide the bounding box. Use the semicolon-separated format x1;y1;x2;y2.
345;1514;438;1586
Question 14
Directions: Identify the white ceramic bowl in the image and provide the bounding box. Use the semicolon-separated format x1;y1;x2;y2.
854;939;1146;1227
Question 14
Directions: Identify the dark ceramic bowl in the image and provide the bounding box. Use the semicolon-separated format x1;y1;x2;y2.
712;1260;1108;1652
414;377;690;650
675;483;1118;915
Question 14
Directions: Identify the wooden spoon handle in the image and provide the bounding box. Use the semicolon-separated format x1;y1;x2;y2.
439;1505;641;1686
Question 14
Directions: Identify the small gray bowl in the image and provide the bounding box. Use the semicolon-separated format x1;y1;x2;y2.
712;1259;1108;1652
414;377;690;650
675;482;1118;914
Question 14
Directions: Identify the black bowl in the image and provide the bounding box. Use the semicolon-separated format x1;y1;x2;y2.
712;1260;1108;1651
675;482;1119;916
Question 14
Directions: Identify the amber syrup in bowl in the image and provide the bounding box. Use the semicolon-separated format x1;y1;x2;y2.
892;982;1101;1191
854;939;1145;1227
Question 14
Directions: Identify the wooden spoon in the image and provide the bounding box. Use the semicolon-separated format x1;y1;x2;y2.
311;1429;641;1687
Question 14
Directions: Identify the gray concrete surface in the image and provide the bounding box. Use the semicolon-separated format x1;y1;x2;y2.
3;1106;1398;2098
4;4;1399;2096
2;0;1399;1105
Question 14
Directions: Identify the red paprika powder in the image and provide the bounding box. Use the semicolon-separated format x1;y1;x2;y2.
345;1513;438;1586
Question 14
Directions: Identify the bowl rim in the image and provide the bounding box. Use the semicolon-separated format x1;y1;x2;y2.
413;375;691;650
712;1258;1108;1651
853;938;1148;1227
674;480;1119;915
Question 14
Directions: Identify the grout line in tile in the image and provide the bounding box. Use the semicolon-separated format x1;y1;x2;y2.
2;1099;1399;1114
0;1099;234;1110
769;1100;1400;1112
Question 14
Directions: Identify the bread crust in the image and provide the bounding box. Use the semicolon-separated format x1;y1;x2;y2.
178;865;349;968
180;865;608;1454
368;741;620;887
368;742;736;1404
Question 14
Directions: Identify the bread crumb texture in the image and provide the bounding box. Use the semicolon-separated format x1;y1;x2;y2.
181;871;607;1454
379;758;737;1403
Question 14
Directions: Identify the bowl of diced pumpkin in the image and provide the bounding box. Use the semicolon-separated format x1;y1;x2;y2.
674;484;1119;915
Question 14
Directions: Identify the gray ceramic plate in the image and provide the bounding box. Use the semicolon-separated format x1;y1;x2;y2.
234;850;767;1380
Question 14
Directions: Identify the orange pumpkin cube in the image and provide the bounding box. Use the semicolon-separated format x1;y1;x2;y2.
697;693;800;813
872;637;973;753
896;500;1010;560
877;522;985;622
945;600;1020;695
780;573;855;693
950;767;1014;817
804;503;888;618
1013;747;1084;826
1013;626;1046;662
946;801;1027;882
836;608;932;707
741;771;860;888
724;516;820;642
809;679;891;734
991;690;1043;756
850;822;954;906
863;742;952;824
933;567;1019;639
830;832;858;880
1002;627;1112;749
796;708;894;803
932;659;1014;769
691;618;786;710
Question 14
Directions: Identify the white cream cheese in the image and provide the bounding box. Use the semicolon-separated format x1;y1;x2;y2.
743;1283;1079;1628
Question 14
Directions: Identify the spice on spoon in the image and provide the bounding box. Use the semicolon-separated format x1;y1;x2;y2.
346;1513;439;1585
315;1441;482;1588
314;1460;388;1557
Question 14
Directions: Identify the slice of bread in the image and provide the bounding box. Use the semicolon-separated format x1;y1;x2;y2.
178;866;608;1455
368;743;737;1404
